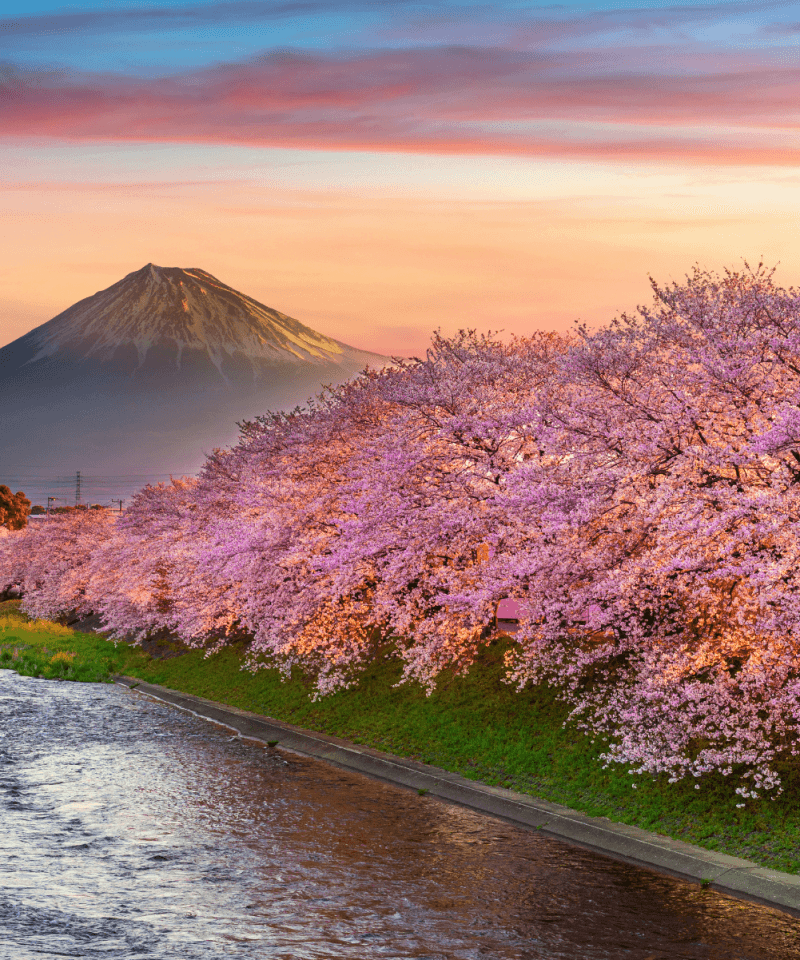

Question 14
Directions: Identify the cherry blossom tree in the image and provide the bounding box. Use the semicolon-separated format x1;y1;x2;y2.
498;262;800;795
0;510;116;620
86;478;201;641
315;330;566;690
190;374;405;689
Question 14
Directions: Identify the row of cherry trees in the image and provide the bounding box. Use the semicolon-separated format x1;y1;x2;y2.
3;263;800;797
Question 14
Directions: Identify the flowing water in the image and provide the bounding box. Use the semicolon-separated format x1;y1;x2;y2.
0;669;797;960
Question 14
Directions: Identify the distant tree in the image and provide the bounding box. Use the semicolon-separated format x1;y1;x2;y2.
30;505;45;515
0;486;31;530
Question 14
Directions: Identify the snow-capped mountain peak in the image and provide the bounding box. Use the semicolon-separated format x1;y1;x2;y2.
24;264;381;374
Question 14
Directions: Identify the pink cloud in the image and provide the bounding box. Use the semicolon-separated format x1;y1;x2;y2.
2;46;798;164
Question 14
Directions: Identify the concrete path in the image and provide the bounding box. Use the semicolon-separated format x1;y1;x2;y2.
114;675;800;917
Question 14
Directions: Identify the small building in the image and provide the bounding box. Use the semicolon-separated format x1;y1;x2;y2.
495;598;534;635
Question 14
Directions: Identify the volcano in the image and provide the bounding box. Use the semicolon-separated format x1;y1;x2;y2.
0;265;390;505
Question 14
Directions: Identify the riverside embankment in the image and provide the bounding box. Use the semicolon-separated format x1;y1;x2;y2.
2;599;800;918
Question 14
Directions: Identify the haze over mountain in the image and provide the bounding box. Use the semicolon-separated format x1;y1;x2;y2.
0;264;390;506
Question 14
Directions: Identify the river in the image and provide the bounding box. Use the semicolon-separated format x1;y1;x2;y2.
0;670;796;959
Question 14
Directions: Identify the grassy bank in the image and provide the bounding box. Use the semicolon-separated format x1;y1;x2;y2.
2;599;799;874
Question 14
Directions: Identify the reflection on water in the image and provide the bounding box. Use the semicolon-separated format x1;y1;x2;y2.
0;670;797;959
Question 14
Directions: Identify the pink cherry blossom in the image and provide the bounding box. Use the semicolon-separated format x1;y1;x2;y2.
5;262;800;795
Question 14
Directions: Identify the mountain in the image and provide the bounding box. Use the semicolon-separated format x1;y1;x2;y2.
1;263;384;384
0;264;390;505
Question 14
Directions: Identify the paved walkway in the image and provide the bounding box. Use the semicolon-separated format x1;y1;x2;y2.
114;675;800;917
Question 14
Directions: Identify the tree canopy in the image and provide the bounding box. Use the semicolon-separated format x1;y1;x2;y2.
0;486;31;531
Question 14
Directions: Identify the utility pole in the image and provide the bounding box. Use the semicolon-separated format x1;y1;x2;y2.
111;498;124;514
47;496;58;518
75;471;81;507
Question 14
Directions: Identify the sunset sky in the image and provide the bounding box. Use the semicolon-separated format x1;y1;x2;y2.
2;0;800;356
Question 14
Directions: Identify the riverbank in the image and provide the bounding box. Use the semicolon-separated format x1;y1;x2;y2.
2;599;800;885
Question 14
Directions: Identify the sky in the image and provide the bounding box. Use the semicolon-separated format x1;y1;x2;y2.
2;0;800;356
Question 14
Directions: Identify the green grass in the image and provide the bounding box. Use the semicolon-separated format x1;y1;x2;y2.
0;602;153;682
2;598;799;874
